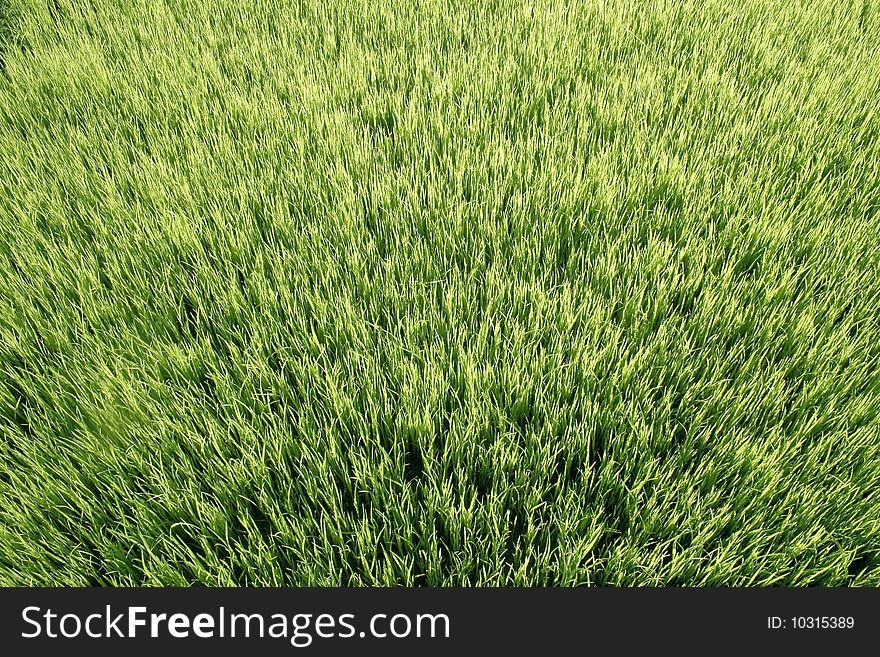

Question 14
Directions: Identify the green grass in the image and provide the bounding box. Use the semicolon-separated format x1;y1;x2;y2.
1;0;879;586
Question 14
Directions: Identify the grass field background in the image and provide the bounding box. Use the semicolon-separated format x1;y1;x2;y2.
1;0;879;585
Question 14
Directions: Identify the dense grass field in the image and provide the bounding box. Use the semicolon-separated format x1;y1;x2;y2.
0;0;879;586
